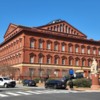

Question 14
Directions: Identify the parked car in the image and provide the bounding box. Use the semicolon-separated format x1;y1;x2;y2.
45;80;66;89
0;77;16;88
23;79;36;86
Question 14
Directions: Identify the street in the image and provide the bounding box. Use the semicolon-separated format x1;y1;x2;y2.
0;86;100;100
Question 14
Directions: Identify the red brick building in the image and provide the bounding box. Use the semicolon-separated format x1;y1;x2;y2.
0;19;100;79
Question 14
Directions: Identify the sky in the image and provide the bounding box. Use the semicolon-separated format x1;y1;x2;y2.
0;0;100;43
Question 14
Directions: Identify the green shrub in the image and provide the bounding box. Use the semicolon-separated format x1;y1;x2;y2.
73;78;91;87
34;78;40;83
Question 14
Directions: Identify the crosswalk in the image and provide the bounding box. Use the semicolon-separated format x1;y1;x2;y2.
2;89;99;98
0;90;79;98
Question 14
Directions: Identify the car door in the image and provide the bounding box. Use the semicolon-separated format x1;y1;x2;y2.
0;78;3;86
47;80;54;88
50;80;56;88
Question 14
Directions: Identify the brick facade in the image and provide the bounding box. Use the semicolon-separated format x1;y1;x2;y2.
0;19;100;79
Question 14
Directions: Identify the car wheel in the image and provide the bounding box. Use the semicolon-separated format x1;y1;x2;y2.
54;85;57;89
4;83;8;88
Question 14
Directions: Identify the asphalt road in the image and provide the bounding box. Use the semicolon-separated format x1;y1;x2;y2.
0;91;100;100
0;85;100;100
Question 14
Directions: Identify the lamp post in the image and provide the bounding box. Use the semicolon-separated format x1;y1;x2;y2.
39;38;42;82
39;58;42;82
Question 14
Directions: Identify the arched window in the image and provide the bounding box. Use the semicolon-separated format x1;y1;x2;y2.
47;41;51;50
54;42;59;51
39;39;43;49
30;54;35;63
99;49;100;55
47;55;51;64
38;53;43;63
93;47;96;55
75;45;79;53
54;55;59;64
62;43;66;51
82;59;86;66
81;45;85;54
69;56;73;66
75;58;80;66
68;44;73;52
87;48;90;54
88;59;92;66
62;58;65;65
46;69;52;75
30;39;35;48
62;70;66;77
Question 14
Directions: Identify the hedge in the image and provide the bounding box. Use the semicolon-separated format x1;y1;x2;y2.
72;78;91;87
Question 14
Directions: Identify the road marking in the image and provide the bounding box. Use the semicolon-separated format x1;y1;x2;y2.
0;90;83;98
0;94;9;97
26;91;42;94
34;90;56;94
6;92;20;96
16;92;31;95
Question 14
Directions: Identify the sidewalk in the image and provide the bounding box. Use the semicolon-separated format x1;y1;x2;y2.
16;81;100;92
36;82;100;92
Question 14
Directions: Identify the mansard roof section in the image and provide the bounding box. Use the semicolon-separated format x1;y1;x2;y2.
38;19;87;39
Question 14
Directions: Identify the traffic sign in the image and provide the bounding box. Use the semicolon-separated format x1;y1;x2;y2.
69;69;74;75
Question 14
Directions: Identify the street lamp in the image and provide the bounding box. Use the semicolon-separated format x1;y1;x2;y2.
39;38;42;82
39;57;42;82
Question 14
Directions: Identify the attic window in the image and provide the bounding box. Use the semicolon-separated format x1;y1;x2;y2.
60;24;63;32
54;26;57;31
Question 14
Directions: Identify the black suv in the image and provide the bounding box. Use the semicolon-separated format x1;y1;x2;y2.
45;80;66;89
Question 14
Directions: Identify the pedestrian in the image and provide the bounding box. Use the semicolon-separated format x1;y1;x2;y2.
44;74;49;83
68;80;73;90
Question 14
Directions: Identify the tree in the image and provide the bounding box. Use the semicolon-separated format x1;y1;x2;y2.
0;64;18;79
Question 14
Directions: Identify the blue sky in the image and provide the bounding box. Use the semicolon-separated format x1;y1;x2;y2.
0;0;100;43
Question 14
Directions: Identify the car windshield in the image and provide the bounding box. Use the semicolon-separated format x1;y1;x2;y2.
49;80;61;83
3;78;10;80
